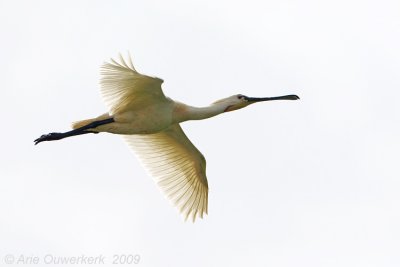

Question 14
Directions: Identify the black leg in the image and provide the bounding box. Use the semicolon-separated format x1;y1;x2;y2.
34;118;114;145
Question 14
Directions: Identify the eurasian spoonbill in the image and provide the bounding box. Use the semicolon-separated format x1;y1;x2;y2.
34;54;299;221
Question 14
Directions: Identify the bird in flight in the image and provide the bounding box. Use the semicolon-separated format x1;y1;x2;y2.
35;54;299;221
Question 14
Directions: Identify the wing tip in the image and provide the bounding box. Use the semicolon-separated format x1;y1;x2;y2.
101;52;137;73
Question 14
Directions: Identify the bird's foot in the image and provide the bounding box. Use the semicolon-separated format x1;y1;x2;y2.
34;132;64;145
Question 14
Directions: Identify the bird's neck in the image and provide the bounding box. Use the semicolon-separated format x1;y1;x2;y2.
174;102;227;123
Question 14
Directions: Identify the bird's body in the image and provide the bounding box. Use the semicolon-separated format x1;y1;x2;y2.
35;54;299;221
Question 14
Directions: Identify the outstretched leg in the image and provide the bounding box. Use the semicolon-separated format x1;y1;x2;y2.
34;118;115;145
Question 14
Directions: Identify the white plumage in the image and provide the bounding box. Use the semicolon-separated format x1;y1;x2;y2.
34;54;299;222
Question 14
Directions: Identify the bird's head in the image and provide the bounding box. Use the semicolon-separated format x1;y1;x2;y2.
216;94;300;112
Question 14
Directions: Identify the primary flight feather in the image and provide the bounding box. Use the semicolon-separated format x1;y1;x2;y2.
35;54;299;221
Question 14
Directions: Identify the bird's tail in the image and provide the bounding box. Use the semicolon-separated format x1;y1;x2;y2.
71;118;97;130
71;113;111;130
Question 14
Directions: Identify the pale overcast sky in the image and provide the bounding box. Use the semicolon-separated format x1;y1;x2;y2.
1;0;400;266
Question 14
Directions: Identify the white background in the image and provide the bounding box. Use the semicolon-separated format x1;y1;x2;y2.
1;0;400;266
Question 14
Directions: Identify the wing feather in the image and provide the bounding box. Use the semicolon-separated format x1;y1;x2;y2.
100;54;165;115
123;124;208;221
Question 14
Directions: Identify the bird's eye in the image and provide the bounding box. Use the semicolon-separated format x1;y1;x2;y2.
237;94;247;101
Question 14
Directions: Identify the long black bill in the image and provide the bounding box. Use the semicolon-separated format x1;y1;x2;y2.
245;94;300;102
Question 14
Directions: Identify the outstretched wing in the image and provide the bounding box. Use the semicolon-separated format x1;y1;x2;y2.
100;54;165;115
123;124;209;221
